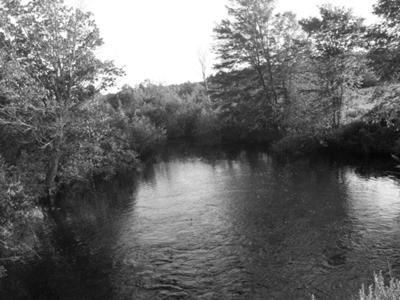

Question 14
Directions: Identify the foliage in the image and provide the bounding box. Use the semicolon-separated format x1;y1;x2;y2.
0;0;136;273
300;5;367;129
2;0;400;293
367;0;400;81
125;116;166;156
107;81;215;144
0;0;123;197
213;0;305;128
272;118;400;158
59;100;139;183
193;110;222;145
211;1;373;139
300;5;366;57
0;155;44;277
326;121;399;155
373;0;400;24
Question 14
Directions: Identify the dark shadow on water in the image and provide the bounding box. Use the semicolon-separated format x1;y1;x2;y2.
0;171;140;300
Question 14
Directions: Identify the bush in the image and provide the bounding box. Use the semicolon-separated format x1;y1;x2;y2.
56;102;140;183
127;116;166;156
272;121;400;159
166;107;199;140
326;121;400;156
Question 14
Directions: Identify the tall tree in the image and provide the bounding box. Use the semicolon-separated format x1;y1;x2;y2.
271;11;306;105
214;0;278;110
367;0;400;80
374;0;400;25
300;5;366;128
0;0;122;199
213;0;304;129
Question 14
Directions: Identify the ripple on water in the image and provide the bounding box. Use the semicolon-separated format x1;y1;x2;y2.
15;152;400;300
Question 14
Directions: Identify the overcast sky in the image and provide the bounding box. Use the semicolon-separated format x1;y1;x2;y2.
66;0;378;89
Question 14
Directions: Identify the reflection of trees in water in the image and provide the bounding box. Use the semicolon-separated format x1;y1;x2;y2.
4;172;139;300
156;142;269;167
344;170;400;277
214;156;362;299
319;153;396;179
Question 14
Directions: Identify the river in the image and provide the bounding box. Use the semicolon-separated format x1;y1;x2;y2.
3;148;400;299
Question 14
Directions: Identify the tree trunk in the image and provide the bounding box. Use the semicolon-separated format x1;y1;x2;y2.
332;90;344;129
45;130;64;206
202;74;211;104
255;66;270;101
45;149;61;206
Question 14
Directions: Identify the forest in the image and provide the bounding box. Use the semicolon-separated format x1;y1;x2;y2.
1;0;400;299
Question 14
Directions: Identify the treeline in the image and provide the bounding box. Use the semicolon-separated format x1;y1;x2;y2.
209;0;400;156
105;0;400;156
210;0;400;145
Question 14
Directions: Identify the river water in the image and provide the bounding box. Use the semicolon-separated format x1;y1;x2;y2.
3;148;400;299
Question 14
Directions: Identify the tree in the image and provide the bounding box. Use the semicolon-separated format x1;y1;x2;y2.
300;5;366;128
270;11;306;106
213;0;304;130
367;0;400;80
373;0;400;26
0;0;123;200
198;48;211;103
213;0;278;111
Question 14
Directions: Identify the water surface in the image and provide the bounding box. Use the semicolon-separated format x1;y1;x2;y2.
4;149;400;299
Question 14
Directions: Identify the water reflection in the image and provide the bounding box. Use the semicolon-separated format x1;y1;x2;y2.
4;150;400;300
346;172;400;225
0;173;139;300
109;152;400;299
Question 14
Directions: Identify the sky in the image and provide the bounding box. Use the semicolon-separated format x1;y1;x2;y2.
66;0;378;89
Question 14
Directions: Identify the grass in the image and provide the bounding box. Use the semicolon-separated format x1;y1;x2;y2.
312;273;400;300
358;273;400;300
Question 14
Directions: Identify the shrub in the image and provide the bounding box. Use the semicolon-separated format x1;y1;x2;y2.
166;107;199;140
127;116;166;156
326;121;400;156
57;102;140;183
